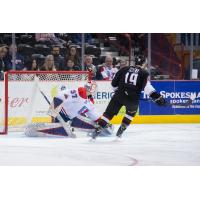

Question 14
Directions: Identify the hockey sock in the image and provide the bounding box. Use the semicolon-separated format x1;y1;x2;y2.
122;114;133;126
98;114;111;128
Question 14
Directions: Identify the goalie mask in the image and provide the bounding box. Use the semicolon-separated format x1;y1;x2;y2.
84;80;97;96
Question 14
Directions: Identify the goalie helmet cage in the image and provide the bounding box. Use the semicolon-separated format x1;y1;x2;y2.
0;70;91;135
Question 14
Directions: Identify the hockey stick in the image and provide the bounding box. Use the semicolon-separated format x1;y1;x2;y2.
140;93;196;106
34;76;76;138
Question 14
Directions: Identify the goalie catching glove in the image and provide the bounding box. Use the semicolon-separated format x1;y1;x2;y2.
150;92;166;106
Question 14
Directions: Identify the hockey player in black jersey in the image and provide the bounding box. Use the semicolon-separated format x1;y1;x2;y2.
92;55;166;139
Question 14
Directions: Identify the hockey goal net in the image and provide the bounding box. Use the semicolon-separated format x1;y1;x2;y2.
0;71;90;134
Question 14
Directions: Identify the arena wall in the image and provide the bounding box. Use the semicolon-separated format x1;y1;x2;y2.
0;80;200;125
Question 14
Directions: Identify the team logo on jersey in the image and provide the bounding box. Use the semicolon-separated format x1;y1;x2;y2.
78;106;89;115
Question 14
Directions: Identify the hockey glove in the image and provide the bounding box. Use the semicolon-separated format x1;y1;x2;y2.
150;92;166;106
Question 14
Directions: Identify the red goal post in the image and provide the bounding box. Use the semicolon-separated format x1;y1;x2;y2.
0;70;91;135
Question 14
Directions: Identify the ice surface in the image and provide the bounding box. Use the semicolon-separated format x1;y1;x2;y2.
0;124;200;166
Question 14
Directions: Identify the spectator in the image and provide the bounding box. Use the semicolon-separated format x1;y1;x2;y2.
40;55;56;71
52;46;65;70
26;58;39;71
65;46;80;67
4;44;25;70
0;45;8;73
84;55;97;79
31;59;38;71
97;55;118;80
65;59;80;71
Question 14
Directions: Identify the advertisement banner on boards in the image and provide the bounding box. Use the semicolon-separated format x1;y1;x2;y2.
139;81;200;115
1;80;200;119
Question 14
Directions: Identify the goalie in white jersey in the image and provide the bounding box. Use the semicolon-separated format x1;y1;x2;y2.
25;81;112;137
49;81;100;123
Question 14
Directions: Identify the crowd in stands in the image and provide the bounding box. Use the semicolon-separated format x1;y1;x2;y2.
2;33;197;81
0;33;137;81
0;33;128;80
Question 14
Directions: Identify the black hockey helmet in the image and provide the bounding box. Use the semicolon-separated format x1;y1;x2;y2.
135;55;145;66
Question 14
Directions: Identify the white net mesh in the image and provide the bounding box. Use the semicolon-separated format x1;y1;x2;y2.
0;71;89;134
8;73;88;81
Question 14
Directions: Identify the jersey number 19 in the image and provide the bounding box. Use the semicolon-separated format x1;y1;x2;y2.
125;72;138;85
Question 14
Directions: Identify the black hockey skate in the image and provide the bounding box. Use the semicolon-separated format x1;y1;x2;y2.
91;123;114;140
116;124;127;138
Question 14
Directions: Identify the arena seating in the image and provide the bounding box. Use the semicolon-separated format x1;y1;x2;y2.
0;33;133;72
34;44;51;56
85;45;101;57
18;44;35;56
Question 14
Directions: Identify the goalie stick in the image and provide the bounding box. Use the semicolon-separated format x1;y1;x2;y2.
34;77;76;138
